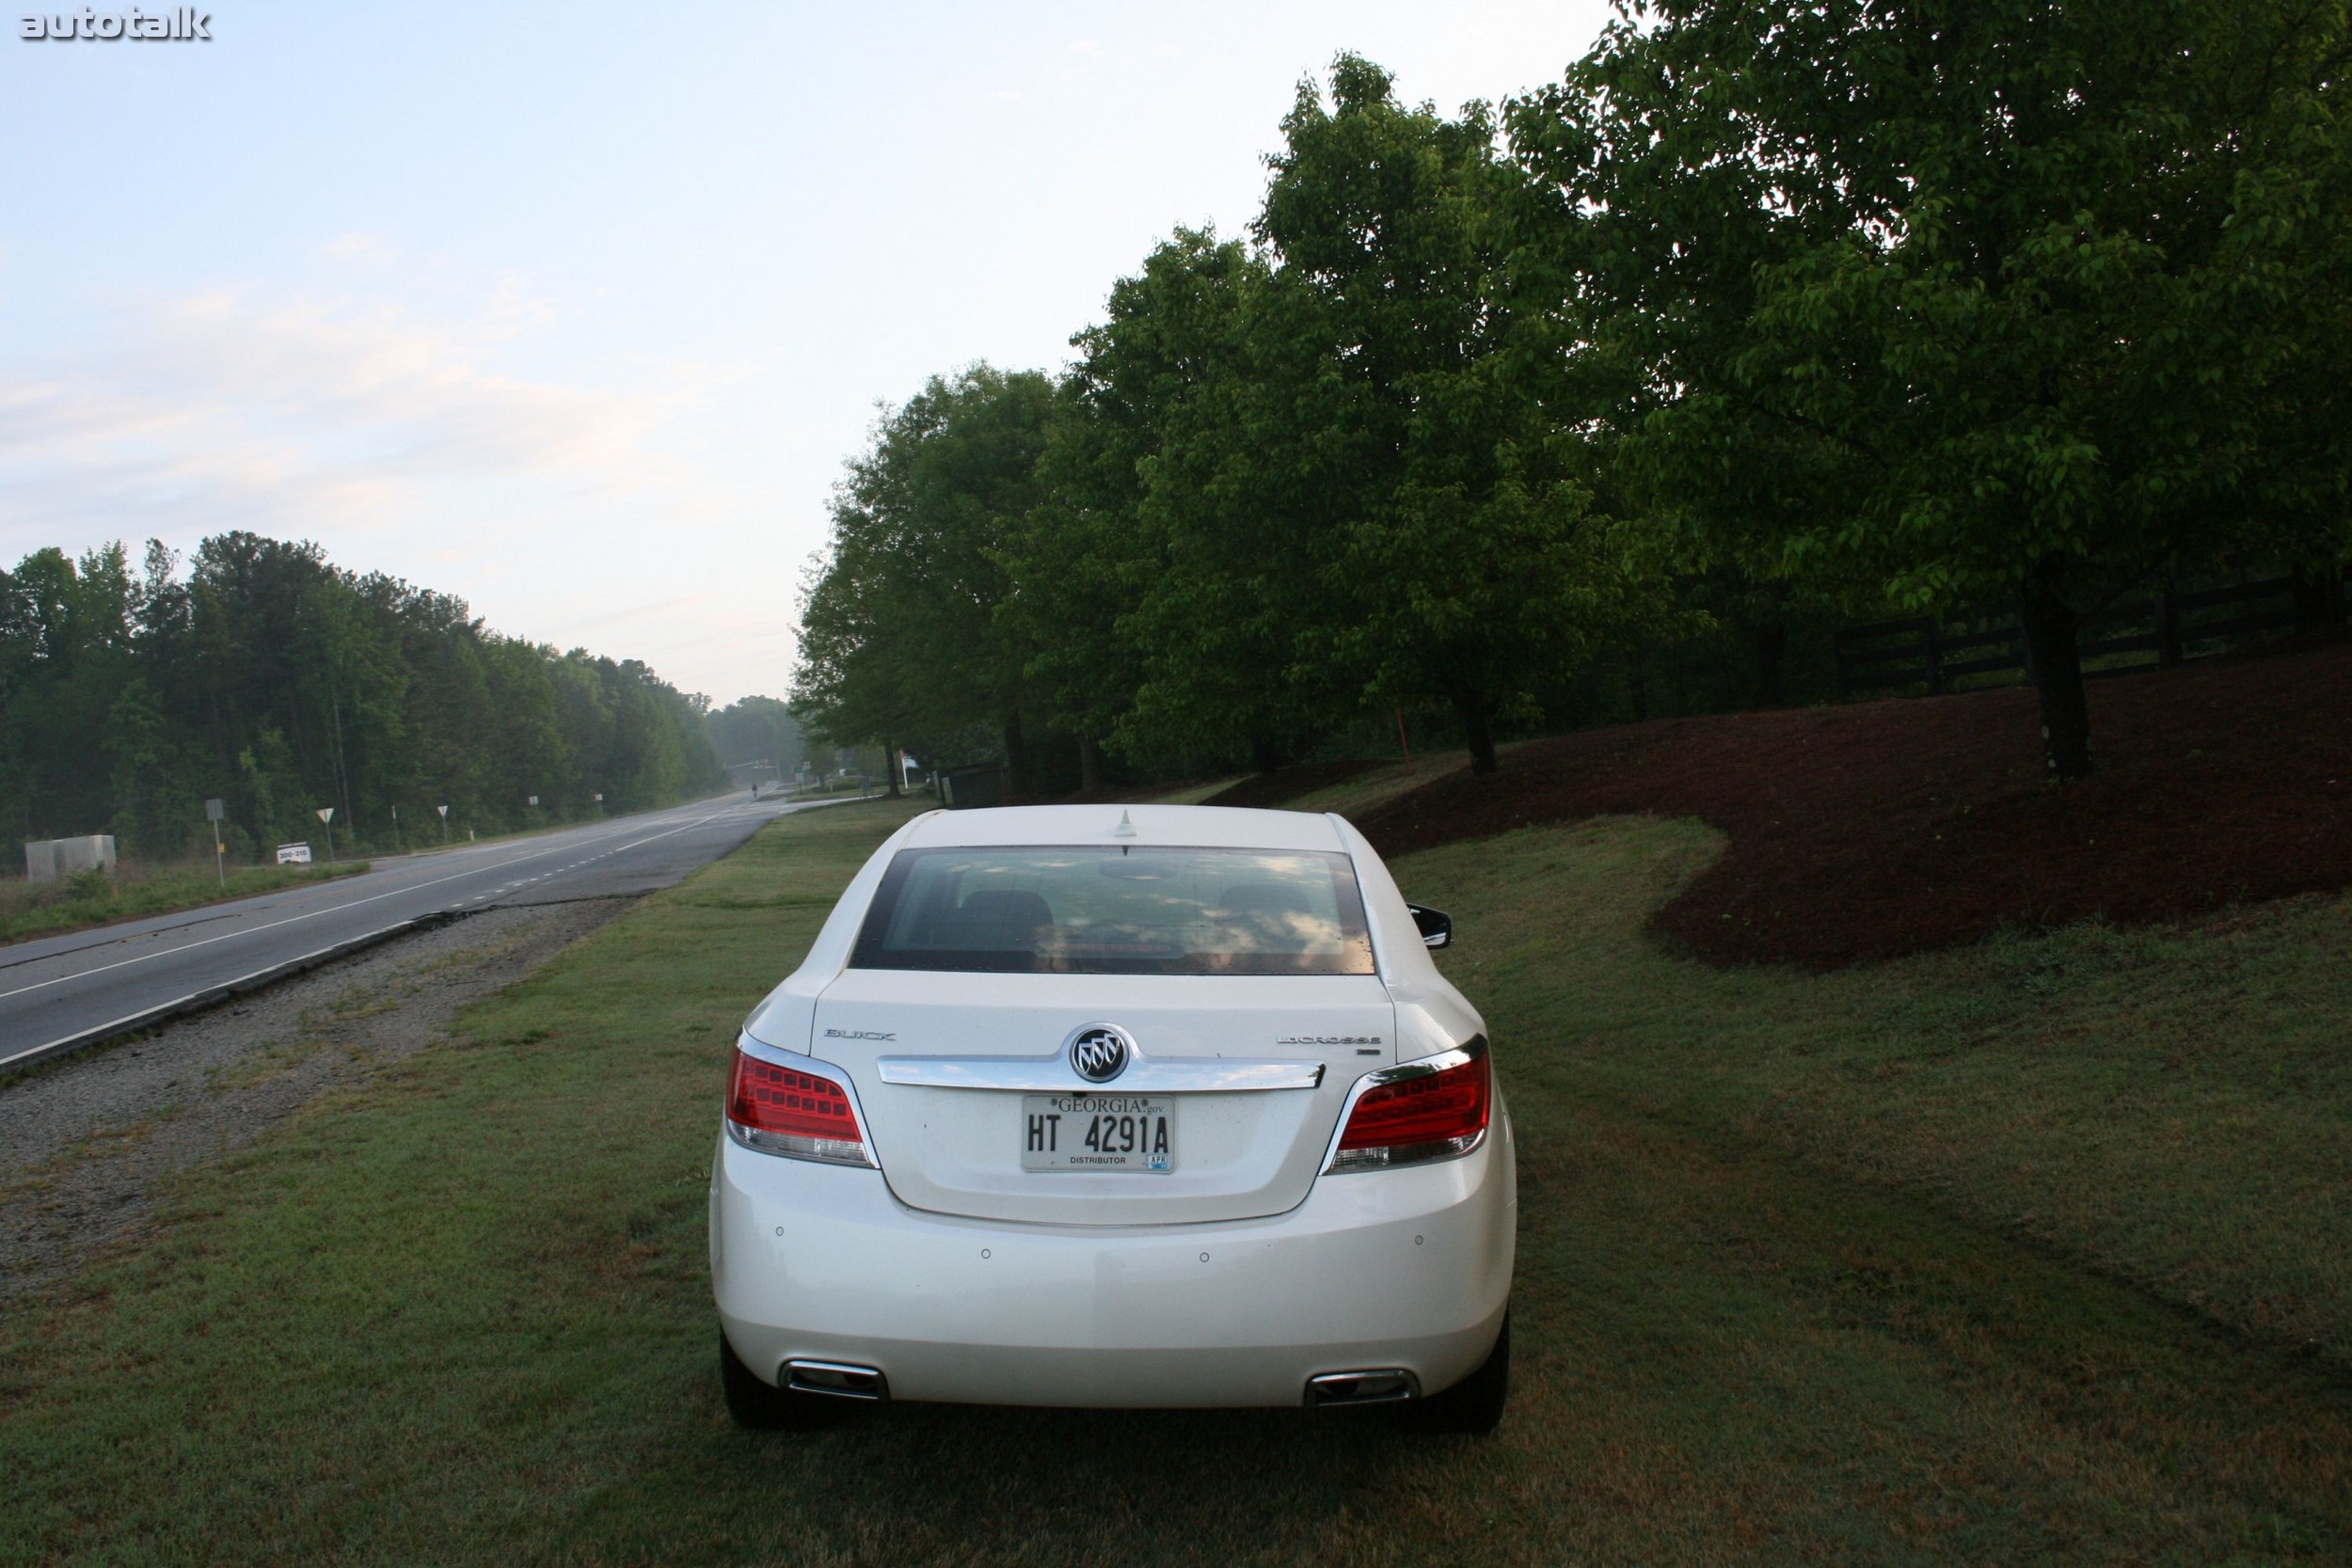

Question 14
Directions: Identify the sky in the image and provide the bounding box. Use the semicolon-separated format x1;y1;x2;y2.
0;1;1613;705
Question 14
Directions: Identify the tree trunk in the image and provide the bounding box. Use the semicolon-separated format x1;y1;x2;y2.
1077;733;1106;796
1002;714;1029;800
1754;625;1788;709
1457;696;1499;777
2016;570;2092;782
882;740;902;799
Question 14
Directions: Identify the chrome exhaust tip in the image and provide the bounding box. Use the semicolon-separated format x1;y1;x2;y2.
784;1358;889;1401
1305;1369;1421;1407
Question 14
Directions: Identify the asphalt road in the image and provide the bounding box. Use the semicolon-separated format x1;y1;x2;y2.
0;794;831;1070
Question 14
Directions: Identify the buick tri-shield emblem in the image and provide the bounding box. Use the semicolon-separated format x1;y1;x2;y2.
1068;1024;1133;1083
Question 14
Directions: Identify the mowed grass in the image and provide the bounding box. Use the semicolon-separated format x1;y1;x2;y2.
1420;818;2352;1364
2;800;2347;1565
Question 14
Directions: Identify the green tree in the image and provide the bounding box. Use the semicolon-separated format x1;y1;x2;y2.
0;546;143;840
0;531;728;859
793;367;1056;792
1250;55;1679;775
1100;239;1343;774
1512;0;2352;779
1000;230;1263;786
706;695;805;791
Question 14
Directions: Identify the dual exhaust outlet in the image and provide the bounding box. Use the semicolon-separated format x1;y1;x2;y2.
782;1359;1422;1408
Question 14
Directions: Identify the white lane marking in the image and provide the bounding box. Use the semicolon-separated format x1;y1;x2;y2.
0;802;772;1005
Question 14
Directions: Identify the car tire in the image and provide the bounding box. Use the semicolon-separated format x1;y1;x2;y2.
1399;1310;1509;1435
720;1331;851;1432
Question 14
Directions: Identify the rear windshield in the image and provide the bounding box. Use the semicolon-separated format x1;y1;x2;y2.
850;846;1376;975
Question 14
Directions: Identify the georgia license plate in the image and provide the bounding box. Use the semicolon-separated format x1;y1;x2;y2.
1020;1094;1175;1172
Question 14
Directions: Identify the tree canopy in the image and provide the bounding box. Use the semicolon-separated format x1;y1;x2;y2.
1509;0;2352;777
797;24;2347;788
793;367;1057;792
0;534;727;860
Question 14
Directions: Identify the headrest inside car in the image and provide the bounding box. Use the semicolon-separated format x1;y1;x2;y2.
1220;882;1313;916
935;889;1054;946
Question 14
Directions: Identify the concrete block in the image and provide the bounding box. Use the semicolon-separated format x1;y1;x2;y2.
24;835;116;884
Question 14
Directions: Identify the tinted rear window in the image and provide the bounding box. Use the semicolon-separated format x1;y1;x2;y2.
850;846;1376;975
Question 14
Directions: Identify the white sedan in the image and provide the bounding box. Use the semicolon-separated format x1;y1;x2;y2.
709;803;1516;1431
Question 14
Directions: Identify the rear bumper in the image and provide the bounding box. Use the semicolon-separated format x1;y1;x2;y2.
709;1112;1516;1409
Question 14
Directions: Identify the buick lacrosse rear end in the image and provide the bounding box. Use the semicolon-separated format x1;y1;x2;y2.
709;804;1515;1430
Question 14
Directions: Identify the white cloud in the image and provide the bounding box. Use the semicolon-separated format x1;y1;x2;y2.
0;282;789;700
0;286;712;539
319;231;396;265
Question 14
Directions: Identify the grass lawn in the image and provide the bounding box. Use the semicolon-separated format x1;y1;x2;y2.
0;861;372;947
2;800;2345;1565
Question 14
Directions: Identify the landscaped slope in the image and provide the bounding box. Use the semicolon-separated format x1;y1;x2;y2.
1357;641;2352;966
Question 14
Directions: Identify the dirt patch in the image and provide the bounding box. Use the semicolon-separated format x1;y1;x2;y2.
0;898;630;1305
1354;641;2352;967
1200;759;1386;809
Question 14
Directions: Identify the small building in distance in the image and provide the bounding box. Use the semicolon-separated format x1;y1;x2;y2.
24;835;117;884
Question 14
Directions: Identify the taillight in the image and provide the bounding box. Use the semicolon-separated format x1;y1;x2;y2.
725;1050;873;1166
1327;1045;1490;1173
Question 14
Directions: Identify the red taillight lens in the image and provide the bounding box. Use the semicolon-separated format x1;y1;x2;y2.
725;1052;871;1165
1330;1050;1489;1171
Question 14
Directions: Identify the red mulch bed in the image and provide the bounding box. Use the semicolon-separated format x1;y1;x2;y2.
1202;758;1387;809
1353;641;2352;968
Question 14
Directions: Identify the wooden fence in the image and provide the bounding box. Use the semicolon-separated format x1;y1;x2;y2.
1834;571;2349;697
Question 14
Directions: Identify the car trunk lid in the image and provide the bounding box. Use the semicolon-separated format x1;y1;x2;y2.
810;970;1394;1226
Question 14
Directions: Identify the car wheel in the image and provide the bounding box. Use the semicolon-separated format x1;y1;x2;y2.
720;1331;850;1432
1399;1311;1508;1435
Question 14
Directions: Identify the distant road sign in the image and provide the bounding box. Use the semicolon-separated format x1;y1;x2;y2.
316;806;334;825
437;804;449;818
205;798;224;822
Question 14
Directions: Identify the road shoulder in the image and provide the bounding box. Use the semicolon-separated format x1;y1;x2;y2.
0;898;634;1307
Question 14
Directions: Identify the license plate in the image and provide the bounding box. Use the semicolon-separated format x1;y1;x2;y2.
1020;1094;1175;1172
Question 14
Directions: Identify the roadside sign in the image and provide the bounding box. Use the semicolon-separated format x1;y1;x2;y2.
436;804;449;818
204;798;224;822
316;807;334;824
528;795;540;807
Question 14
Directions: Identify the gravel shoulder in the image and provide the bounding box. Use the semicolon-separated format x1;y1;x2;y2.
0;897;632;1307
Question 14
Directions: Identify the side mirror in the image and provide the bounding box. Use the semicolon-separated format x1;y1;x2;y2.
1406;904;1453;950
